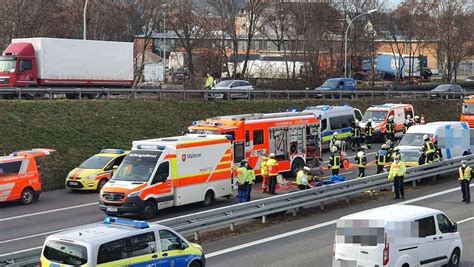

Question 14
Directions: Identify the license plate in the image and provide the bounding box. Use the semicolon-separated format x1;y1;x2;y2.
69;181;78;186
107;207;118;212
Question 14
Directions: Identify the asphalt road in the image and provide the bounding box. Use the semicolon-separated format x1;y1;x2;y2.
0;143;385;255
204;179;474;267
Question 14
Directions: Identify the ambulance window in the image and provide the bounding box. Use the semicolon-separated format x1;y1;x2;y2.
159;230;186;252
127;232;157;257
416;216;436;237
97;238;127;264
0;161;22;176
113;156;126;167
321;119;327;131
234;142;245;163
224;131;235;141
44;240;88;265
245;130;250;146
254;130;264;145
152;162;169;184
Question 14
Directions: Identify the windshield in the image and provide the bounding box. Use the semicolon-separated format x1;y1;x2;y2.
322;79;339;88
43;240;88;265
400;133;432;146
432;85;450;92
362;111;387;123
112;150;161;182
400;151;421;162
0;59;16;72
463;103;474;115
79;156;113;169
215;80;233;87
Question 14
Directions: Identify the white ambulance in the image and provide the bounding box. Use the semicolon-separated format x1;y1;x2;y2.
333;205;463;267
99;134;233;219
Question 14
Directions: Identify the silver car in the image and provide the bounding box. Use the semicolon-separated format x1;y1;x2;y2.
206;80;254;100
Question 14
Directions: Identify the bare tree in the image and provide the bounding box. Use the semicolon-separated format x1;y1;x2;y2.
241;0;268;78
169;0;207;85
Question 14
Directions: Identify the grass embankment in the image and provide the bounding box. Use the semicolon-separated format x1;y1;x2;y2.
0;99;462;190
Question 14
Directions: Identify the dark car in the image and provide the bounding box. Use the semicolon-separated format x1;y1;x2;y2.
429;84;465;99
315;78;357;99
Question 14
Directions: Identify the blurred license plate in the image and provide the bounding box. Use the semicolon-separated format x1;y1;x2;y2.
69;181;78;186
107;207;118;212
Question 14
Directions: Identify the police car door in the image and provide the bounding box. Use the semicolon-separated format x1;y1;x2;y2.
158;229;195;267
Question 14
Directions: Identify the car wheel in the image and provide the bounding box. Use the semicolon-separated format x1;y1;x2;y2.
448;248;460;267
97;179;108;191
140;201;157;220
20;188;35;205
203;190;215;206
189;260;202;267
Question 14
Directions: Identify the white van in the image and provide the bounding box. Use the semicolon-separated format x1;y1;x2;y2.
397;122;472;164
304;105;363;148
333;205;463;267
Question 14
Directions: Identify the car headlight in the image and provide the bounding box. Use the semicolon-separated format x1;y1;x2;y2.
128;191;141;198
86;174;97;180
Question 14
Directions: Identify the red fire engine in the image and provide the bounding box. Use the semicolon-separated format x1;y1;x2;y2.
188;112;321;176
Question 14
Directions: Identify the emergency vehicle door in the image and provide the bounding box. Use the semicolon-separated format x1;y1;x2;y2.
158;229;192;267
0;159;29;201
150;161;174;209
305;125;321;160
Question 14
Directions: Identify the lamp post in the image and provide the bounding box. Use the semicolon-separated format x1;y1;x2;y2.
344;9;377;77
83;0;89;40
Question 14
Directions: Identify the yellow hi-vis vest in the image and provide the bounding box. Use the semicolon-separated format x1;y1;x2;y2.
261;158;268;176
237;167;248;185
459;166;472;181
329;154;341;170
246;169;256;184
296;170;309;185
423;141;436;154
267;158;279;176
388;161;407;180
356;156;366;168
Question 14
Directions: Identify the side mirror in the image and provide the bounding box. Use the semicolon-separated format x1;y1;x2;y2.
112;165;119;171
452;222;458;232
179;242;188;250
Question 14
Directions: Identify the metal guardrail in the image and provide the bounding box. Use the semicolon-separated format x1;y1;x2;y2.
0;87;469;101
1;154;472;266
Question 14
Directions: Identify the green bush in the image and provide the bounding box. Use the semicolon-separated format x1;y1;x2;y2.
0;99;461;190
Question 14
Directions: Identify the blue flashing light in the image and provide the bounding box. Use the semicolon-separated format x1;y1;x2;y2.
103;217;149;229
157;145;166;150
100;149;125;154
321;105;331;111
192;121;198;125
287;108;298;112
225;134;234;141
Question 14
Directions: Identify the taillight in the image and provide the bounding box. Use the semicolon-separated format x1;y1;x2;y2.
383;233;389;265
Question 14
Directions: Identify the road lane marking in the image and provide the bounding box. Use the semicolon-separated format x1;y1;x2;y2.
0;202;97;222
0;246;42;257
206;183;474;258
457;217;474;224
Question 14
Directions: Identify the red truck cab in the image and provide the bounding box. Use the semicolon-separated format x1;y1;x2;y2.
0;43;38;88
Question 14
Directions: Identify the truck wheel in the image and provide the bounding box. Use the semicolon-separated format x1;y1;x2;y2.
203;190;215;206
140;201;157;220
448;248;460;267
290;158;305;177
20;188;35;205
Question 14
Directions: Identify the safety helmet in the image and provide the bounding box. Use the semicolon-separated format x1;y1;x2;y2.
385;139;392;146
331;146;338;153
333;132;338;136
382;144;388;149
423;134;429;141
303;166;311;172
393;147;400;152
355;120;359;125
335;140;341;146
389;115;394;120
407;114;411;119
357;151;364;157
414;115;420;120
461;160;467;165
368;119;373;123
269;153;275;158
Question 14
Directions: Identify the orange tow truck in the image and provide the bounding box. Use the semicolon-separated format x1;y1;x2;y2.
0;148;55;204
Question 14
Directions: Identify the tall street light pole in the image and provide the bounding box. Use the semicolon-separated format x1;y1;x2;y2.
344;9;377;77
83;0;89;40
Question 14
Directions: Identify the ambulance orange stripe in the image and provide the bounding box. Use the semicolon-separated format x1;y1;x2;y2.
220;156;232;162
176;171;231;187
164;154;177;160
176;140;229;149
216;164;232;170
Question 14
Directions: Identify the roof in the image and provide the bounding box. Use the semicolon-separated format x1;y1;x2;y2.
304;105;355;115
212;111;315;122
368;103;412;110
339;205;440;222
132;134;229;150
406;121;467;134
50;219;169;244
95;149;129;157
